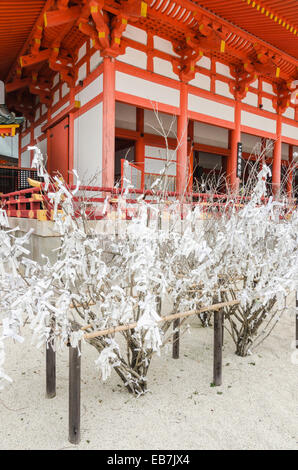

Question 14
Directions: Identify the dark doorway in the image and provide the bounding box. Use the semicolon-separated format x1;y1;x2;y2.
115;137;135;185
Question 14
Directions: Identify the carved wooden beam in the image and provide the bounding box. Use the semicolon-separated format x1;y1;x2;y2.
44;5;81;28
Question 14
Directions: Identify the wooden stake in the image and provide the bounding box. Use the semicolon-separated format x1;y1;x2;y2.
296;291;298;349
213;310;223;386
69;342;81;445
46;340;56;399
172;318;180;359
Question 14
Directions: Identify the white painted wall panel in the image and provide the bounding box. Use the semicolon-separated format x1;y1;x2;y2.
153;36;179;57
75;75;102;107
241;133;262;154
262;81;273;94
118;47;147;70
189;73;210;91
77;42;86;62
282;143;289;160
262;97;275;113
21;150;30;167
116;102;136;130
52;89;59;105
241;111;276;134
62;82;70;98
188;93;234;122
74;103;102;186
154;57;178;80
216;62;232;78
0;135;18;158
122;24;147;44
145;157;176;176
242;92;258;107
35;108;40;121
22;133;31;148
215;81;233;99
53;73;59;88
197;56;211;69
116;71;180;107
282;123;298;140
37;138;47;159
51;101;69;119
194;122;228;148
144;109;177;138
76;63;87;85
145;145;176;161
90;51;102;72
283;107;295;120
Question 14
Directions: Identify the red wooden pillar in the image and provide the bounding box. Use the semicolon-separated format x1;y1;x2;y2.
228;100;241;192
187;120;194;193
176;82;188;195
287;144;294;199
136;107;145;189
272;113;282;197
102;56;115;187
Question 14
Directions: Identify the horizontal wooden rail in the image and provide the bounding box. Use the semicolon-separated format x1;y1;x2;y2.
83;300;240;340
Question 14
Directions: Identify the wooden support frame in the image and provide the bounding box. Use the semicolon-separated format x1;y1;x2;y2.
46;341;56;399
213;309;223;387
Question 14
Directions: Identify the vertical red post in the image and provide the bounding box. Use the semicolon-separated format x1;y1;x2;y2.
102;56;115;188
272;114;282;197
176;82;188;195
228;100;241;192
286;145;293;199
136;107;145;189
187;120;194;193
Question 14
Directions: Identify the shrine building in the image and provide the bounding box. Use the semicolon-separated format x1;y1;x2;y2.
0;0;298;197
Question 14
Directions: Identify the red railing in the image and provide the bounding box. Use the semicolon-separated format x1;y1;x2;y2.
0;182;296;221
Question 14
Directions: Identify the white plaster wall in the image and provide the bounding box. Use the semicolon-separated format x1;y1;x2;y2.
115;102;136;130
153;57;178;80
116;71;180;108
282;123;298;140
189;73;210;91
215;81;233;99
77;42;86;62
21;133;31;148
145;157;176;176
51;101;69;119
62;82;70;98
90;51;102;73
74;102;102;185
118;47;147;70
242;92;258;107
153;36;179;57
216;62;232;78
52;89;59;106
21;150;30;167
198;56;211;69
76;62;87;85
241;133;262;154
262;81;273;94
145;145;176;161
144;109;177;138
194;122;228;148
37;137;47;159
262;97;275;113
188;93;234;122
241;110;276;134
0;135;18;158
283;107;295;120
122;24;147;44
75;75;103;107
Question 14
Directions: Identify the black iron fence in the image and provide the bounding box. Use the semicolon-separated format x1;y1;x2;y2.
0;166;43;194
